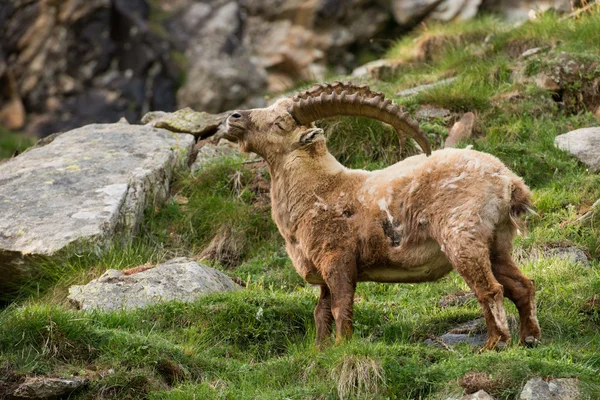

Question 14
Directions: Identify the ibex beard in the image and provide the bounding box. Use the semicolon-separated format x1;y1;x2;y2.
224;82;541;351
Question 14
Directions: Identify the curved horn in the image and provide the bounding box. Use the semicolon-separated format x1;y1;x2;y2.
289;81;431;156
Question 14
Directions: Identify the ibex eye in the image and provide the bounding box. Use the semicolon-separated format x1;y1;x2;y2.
275;122;284;130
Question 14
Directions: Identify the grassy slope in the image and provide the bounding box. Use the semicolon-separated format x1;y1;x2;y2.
2;12;600;400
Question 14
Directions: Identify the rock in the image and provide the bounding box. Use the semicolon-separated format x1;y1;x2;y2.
554;127;600;172
448;318;487;335
464;390;495;400
425;318;487;346
67;257;241;310
543;246;590;266
164;0;390;111
480;0;572;22
11;377;86;399
0;124;194;294
430;0;482;21
520;47;544;58
396;77;457;97
445;112;476;148
426;333;488;347
415;105;452;121
143;108;230;138
0;0;180;137
513;52;600;113
352;59;403;80
534;74;561;92
174;1;269;113
519;377;580;400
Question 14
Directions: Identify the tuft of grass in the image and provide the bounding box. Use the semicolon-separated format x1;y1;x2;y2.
0;127;35;160
333;354;384;399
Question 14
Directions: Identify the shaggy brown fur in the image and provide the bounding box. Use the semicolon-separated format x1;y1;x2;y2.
224;96;541;350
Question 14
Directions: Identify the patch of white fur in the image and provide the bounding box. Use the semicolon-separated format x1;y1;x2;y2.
488;300;509;332
440;172;467;188
377;197;394;223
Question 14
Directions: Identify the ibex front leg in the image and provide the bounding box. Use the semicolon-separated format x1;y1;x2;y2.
321;254;357;344
314;285;333;347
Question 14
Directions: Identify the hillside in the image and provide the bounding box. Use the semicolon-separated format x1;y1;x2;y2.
1;11;600;400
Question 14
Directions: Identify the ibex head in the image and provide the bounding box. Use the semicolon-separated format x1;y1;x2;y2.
225;82;431;162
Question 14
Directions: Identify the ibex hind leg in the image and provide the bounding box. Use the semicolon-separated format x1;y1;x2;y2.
442;235;511;351
490;226;541;346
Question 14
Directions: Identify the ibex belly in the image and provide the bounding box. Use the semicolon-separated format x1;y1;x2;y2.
358;240;453;283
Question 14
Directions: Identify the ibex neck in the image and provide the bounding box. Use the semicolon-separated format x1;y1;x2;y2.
268;146;345;230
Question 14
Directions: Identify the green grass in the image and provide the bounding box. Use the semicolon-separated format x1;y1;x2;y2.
2;11;600;400
0;126;35;160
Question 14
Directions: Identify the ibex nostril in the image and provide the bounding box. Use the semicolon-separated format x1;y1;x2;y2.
231;112;242;119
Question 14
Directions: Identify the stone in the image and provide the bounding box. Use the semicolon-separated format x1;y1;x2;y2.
142;108;229;138
11;377;86;399
395;77;457;97
445;112;476;148
0;124;194;293
352;59;403;80
534;74;561;92
1;0;180;137
480;0;572;22
67;257;241;310
430;0;482;21
554;127;600;172
426;333;487;347
415;105;452;120
543;246;589;266
519;377;580;400
425;319;487;347
520;47;544;58
464;390;495;400
391;0;444;26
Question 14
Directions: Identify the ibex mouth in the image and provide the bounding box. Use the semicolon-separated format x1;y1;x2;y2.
224;121;245;141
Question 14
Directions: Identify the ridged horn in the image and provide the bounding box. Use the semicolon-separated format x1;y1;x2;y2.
289;81;431;155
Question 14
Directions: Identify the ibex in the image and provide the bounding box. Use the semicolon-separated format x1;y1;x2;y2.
224;82;540;350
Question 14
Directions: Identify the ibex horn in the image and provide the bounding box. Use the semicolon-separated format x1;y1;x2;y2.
289;81;431;156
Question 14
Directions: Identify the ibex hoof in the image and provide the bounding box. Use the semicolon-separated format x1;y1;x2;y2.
523;336;539;347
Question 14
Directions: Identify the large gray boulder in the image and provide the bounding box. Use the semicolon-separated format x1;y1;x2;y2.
0;123;194;292
68;258;241;310
554;127;600;172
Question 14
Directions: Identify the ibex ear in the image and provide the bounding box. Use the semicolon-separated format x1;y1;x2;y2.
297;127;324;146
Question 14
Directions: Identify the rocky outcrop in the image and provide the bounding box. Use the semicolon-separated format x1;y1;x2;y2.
67;258;241;310
554;127;600;173
0;0;180;136
164;0;392;110
513;52;600;114
0;123;194;293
